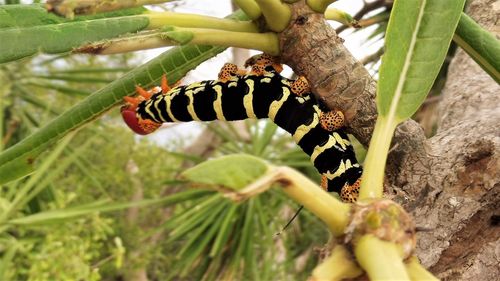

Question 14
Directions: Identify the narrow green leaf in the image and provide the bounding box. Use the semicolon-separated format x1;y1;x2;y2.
6;195;184;226
378;0;466;122
0;155;35;185
0;4;146;29
253;121;277;156
181;154;269;191
209;203;239;257
179;209;226;277
33;74;114;83
0;242;17;280
454;13;500;83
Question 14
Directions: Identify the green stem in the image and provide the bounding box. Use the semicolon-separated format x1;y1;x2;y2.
354;234;409;280
324;8;357;26
453;13;500;83
312;245;363;280
254;0;291;32
164;28;280;55
307;0;337;13
359;116;397;200
406;256;439;281
233;0;262;20
146;11;259;33
273;166;351;236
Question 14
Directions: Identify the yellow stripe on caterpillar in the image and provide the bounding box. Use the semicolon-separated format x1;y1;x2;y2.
292;105;320;143
144;101;161;123
165;94;180;122
153;98;167;122
185;90;201;121
213;85;226;121
244;80;256;118
332;132;351;150
260;77;272;83
324;159;360;180
268;87;290;121
310;134;350;163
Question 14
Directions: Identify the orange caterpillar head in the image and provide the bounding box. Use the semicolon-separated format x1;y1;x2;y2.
121;84;163;135
120;104;161;135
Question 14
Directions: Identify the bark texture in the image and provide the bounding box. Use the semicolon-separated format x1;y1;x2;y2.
277;0;499;279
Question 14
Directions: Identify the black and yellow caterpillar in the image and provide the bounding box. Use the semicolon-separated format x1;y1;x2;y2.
121;55;362;202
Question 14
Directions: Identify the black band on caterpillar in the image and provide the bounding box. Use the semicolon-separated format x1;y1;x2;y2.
122;57;362;202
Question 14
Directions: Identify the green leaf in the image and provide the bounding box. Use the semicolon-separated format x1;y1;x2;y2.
377;0;466;122
0;4;146;29
6;189;205;226
454;13;500;83
0;10;247;174
0;15;149;63
0;153;36;185
359;0;466;200
181;154;269;190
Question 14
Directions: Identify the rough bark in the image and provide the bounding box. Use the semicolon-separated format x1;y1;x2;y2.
277;0;499;279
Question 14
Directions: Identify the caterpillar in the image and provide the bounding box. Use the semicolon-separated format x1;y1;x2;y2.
121;54;362;202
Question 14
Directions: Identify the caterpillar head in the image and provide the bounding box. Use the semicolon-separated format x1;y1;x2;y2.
120;107;160;136
121;85;162;135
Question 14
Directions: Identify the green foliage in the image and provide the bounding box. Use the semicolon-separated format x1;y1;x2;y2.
377;0;466;122
181;154;269;191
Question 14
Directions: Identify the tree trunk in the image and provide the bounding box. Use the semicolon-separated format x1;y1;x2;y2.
277;0;499;279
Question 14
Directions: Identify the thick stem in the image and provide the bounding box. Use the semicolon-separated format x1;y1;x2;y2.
312;245;363;280
354;234;409;280
359;116;397;200
406;256;439;281
280;1;378;147
269;166;351;236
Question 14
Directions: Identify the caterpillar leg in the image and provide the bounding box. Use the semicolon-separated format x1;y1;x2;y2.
160;74;181;93
218;63;247;82
291;76;310;96
340;178;361;203
321;175;328;191
320;110;345;131
244;53;283;73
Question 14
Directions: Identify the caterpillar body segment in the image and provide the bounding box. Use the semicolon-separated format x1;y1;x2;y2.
121;65;362;202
